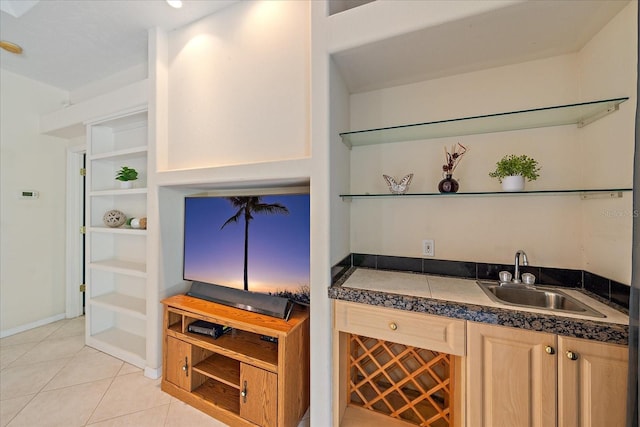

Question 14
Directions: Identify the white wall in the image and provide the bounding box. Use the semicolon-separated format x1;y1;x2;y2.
330;59;352;264
349;54;585;270
579;1;636;283
164;0;310;171
0;70;70;334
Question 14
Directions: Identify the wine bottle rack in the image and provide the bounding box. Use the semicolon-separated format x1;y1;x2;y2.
349;334;453;427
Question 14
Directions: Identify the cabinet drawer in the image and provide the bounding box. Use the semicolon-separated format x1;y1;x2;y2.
334;300;465;356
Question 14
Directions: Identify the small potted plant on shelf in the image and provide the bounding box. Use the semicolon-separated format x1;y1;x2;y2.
115;166;138;189
489;154;540;192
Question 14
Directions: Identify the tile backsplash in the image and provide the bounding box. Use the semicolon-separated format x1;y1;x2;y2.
333;253;630;310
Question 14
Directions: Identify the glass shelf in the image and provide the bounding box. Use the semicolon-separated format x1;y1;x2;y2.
340;188;632;200
340;97;628;147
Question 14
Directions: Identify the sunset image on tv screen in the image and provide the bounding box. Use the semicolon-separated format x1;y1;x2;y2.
183;194;310;304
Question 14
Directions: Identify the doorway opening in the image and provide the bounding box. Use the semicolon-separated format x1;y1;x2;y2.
65;145;86;318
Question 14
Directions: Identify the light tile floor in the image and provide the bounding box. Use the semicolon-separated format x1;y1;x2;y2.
0;317;310;427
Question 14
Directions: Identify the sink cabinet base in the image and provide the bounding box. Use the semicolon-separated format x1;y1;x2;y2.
334;300;465;427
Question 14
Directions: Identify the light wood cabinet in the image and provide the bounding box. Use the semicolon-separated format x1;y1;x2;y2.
333;300;466;427
467;321;629;427
240;364;278;427
165;336;192;391
467;322;557;427
558;336;628;427
335;300;466;355
162;295;309;427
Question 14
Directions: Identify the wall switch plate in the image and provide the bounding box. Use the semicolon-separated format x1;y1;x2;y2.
19;190;39;199
423;239;435;257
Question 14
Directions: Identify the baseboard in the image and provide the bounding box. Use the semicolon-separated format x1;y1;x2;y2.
0;313;66;338
144;366;161;379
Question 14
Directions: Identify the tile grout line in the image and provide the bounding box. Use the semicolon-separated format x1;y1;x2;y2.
83;364;172;426
1;324;81;426
82;359;124;426
2;392;38;427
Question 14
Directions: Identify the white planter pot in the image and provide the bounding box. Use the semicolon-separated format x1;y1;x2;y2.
501;175;525;192
120;181;133;189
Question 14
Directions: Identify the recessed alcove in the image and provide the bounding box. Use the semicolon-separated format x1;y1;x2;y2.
326;1;635;288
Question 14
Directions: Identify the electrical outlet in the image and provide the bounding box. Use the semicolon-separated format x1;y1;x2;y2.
422;239;435;257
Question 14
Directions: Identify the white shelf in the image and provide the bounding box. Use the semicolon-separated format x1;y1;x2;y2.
87;328;146;368
89;226;147;236
90;293;146;318
90;259;146;277
155;157;311;189
89;188;148;197
90;146;148;161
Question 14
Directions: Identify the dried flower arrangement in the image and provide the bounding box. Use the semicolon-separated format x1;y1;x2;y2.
442;143;467;175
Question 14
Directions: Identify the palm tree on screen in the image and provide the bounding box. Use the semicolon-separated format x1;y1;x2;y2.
221;197;289;291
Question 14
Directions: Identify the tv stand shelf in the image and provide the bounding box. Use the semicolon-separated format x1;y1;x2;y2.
161;295;310;427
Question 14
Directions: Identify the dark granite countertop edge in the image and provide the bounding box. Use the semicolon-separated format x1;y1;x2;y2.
328;281;629;346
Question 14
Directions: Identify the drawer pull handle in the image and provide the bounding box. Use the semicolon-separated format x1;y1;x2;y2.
389;322;398;331
182;357;189;377
545;346;555;355
241;380;247;403
566;351;578;361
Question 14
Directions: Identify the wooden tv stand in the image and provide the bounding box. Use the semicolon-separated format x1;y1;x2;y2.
161;295;310;427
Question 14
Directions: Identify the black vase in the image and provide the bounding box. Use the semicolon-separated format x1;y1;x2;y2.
438;174;459;193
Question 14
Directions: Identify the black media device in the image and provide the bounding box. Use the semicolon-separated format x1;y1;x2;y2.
187;281;295;320
187;320;231;339
260;335;279;344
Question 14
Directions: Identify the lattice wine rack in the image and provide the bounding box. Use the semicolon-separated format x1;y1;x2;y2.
348;334;453;427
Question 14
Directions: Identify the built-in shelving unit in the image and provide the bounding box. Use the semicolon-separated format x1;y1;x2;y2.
85;109;149;370
340;188;632;200
339;97;628;148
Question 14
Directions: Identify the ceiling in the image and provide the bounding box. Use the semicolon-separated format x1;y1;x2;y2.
0;0;631;95
333;0;630;93
0;0;237;91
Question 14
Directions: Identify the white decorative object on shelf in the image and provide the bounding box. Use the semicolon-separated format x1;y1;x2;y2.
383;173;413;194
502;175;525;192
128;217;147;229
103;209;127;227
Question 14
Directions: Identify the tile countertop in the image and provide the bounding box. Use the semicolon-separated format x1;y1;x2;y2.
328;268;629;345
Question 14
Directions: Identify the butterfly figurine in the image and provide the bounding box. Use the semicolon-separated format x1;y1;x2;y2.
383;173;413;194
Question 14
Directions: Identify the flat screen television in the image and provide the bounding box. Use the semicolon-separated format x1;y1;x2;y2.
183;193;310;314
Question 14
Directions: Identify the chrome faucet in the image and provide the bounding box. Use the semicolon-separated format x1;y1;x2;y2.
513;250;529;283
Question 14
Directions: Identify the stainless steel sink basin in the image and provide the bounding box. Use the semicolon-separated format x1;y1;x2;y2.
476;281;605;318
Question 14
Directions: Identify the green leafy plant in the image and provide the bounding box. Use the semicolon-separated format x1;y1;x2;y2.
115;166;138;182
489;154;540;183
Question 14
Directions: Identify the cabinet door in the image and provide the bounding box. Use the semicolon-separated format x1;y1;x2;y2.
467;322;557;427
558;337;628;427
165;336;191;391
240;364;277;427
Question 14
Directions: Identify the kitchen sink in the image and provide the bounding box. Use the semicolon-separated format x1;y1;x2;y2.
476;281;605;318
